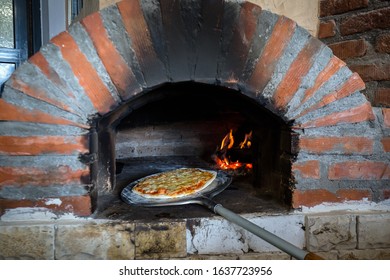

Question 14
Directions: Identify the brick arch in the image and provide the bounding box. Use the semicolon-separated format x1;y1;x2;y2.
0;0;374;216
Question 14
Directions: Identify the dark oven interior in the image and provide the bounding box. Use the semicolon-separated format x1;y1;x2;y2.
95;82;293;220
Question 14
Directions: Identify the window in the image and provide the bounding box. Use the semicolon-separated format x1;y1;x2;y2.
0;0;41;91
67;0;84;26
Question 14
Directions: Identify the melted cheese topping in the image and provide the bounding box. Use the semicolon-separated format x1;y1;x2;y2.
132;168;216;198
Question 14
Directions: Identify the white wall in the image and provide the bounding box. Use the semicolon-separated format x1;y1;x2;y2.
252;0;319;36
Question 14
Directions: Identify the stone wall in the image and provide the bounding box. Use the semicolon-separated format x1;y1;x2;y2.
1;211;389;259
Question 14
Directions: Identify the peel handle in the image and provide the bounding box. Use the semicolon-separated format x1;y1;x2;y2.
213;203;323;260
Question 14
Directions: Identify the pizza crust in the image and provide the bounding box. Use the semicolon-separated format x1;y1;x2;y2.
132;168;217;199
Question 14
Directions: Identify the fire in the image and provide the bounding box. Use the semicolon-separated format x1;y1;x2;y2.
239;131;252;149
220;129;235;150
213;129;253;172
214;157;253;170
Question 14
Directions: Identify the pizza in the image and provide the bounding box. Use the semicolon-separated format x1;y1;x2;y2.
132;168;217;199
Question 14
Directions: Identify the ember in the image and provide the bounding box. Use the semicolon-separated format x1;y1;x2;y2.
212;129;253;175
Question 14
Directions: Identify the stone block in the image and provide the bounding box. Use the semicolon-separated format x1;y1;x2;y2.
185;254;239;260
238;252;291;260
339;249;390;260
242;215;305;253
186;218;247;255
135;221;186;259
358;214;390;249
306;214;357;252
187;215;304;257
0;224;54;259
310;250;338;260
55;222;135;260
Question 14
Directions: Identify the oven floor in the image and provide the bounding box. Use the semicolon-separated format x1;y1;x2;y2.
94;157;289;221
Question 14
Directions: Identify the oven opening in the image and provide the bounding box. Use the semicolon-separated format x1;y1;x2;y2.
95;82;293;220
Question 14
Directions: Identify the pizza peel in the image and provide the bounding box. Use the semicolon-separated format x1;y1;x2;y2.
121;170;323;260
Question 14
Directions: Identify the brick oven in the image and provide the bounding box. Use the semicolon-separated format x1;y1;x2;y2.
0;0;389;260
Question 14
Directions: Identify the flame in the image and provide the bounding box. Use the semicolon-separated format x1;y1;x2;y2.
214;157;252;170
220;129;234;150
214;129;253;172
239;131;252;149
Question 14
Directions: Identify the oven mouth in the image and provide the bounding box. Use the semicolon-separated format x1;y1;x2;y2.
93;82;293;220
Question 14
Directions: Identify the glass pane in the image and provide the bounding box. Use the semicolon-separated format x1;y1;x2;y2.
0;62;15;90
0;0;14;48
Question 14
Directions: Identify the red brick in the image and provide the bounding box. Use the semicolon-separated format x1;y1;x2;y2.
320;0;369;17
9;72;76;115
248;16;296;93
318;20;336;39
29;52;79;105
51;32;118;114
117;0;166;83
328;39;367;60
0;99;89;129
222;2;263;80
374;88;390;106
328;161;390;180
300;101;375;128
238;2;262;44
336;189;372;201
299;136;373;154
292;188;372;208
297;56;345;110
376;33;390;53
384;190;390;200
273;37;323;110
381;137;390;152
0;166;90;187
340;7;390;35
298;72;366;117
383;108;390;128
0;195;92;216
292;160;320;179
29;52;71;96
0;136;89;156
81;13;140;100
293;189;338;208
227;2;262;55
349;63;390;82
